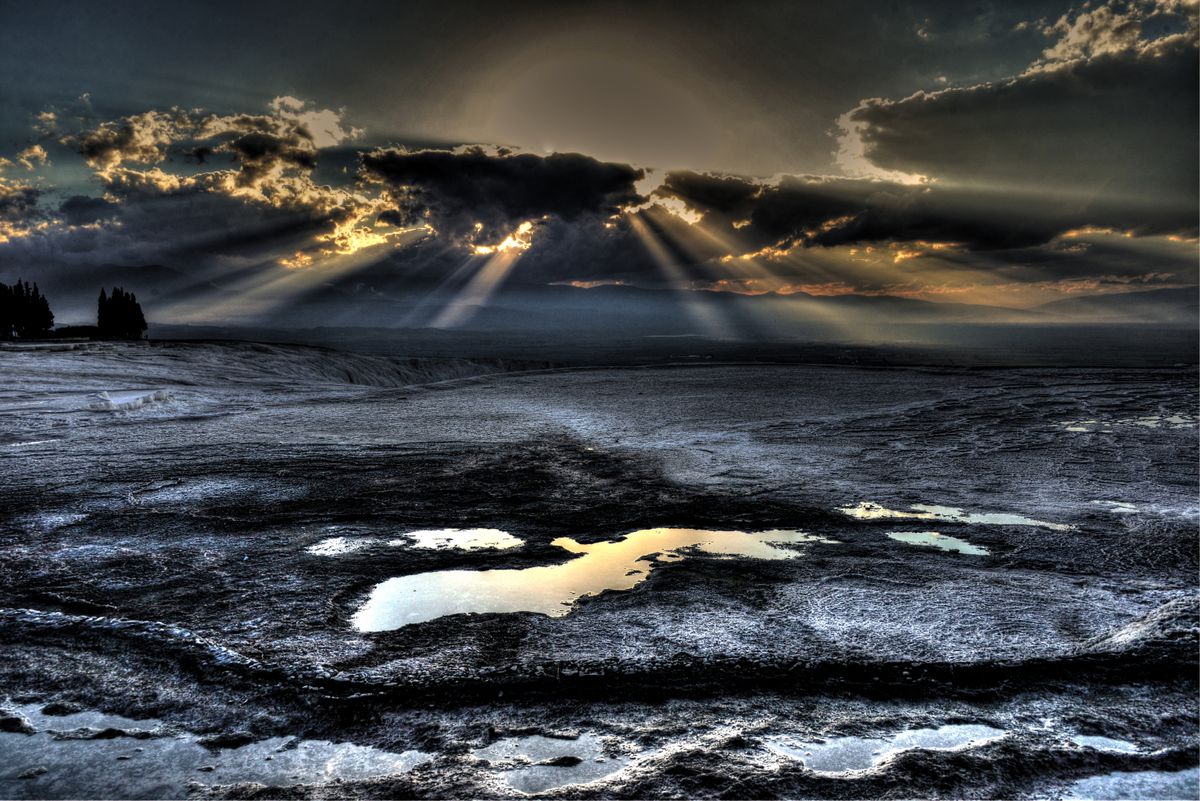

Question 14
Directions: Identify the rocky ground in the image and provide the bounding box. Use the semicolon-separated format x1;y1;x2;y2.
0;341;1196;799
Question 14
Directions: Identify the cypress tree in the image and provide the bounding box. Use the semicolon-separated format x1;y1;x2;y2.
97;286;147;339
0;283;12;339
98;289;109;332
0;279;54;338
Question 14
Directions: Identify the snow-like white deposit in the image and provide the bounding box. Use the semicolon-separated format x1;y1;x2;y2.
89;389;171;411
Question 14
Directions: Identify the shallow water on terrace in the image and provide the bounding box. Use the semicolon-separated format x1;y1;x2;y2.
887;531;990;555
767;724;1005;774
307;528;524;556
840;501;1074;531
0;704;430;800
1070;735;1140;753
390;528;523;551
474;734;627;793
1064;767;1200;800
306;535;376;556
352;527;835;632
1061;414;1197;433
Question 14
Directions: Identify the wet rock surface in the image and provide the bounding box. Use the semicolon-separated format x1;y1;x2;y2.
1;342;1196;798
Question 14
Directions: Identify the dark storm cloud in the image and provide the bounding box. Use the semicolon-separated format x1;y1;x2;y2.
845;34;1198;215
360;147;645;244
58;194;118;225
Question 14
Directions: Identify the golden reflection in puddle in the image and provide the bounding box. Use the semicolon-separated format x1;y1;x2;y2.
886;531;990;555
839;501;1074;531
352;527;836;632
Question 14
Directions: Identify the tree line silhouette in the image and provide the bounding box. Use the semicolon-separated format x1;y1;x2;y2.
97;287;148;339
0;280;54;339
0;281;148;340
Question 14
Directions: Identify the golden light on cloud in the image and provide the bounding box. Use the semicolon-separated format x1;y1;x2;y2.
892;248;924;263
472;220;535;255
1061;226;1122;239
652;197;703;225
891;241;962;263
279;251;314;270
559;279;627;289
725;243;795;263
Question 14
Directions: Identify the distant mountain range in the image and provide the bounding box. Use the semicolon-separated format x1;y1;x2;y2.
1035;286;1197;323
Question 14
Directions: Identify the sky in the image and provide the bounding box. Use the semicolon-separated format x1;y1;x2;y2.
0;0;1196;326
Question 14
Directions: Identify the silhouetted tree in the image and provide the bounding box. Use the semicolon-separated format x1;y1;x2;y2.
0;280;54;339
97;286;147;339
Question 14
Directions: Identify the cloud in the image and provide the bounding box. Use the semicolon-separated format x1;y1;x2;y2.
0;169;43;243
74;109;195;174
15;145;48;170
360;146;645;246
71;98;362;183
842;38;1197;210
58;194;119;226
1039;0;1195;62
836;1;1198;223
656;172;1088;253
268;95;363;149
0;181;40;222
1;29;1193;324
64;99;394;263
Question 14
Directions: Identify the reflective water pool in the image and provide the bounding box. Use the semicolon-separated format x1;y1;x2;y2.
840;501;1074;531
887;531;990;555
767;723;1005;774
390;528;523;551
1064;767;1200;800
1061;414;1197;433
0;704;430;800
474;733;627;793
1070;734;1140;753
307;527;524;556
352;527;836;632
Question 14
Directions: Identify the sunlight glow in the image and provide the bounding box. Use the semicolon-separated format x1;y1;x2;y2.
472;221;535;255
627;212;732;338
431;247;524;328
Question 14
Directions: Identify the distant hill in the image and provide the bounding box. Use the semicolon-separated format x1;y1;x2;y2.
1035;287;1197;323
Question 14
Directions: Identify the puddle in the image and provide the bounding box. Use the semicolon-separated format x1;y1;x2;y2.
767;724;1005;774
353;527;835;631
389;528;523;551
0;704;430;800
1064;767;1200;800
1070;735;1140;753
839;502;1074;531
886;531;990;555
1061;414;1197;433
307;528;524;556
474;734;627;794
306;536;376;556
